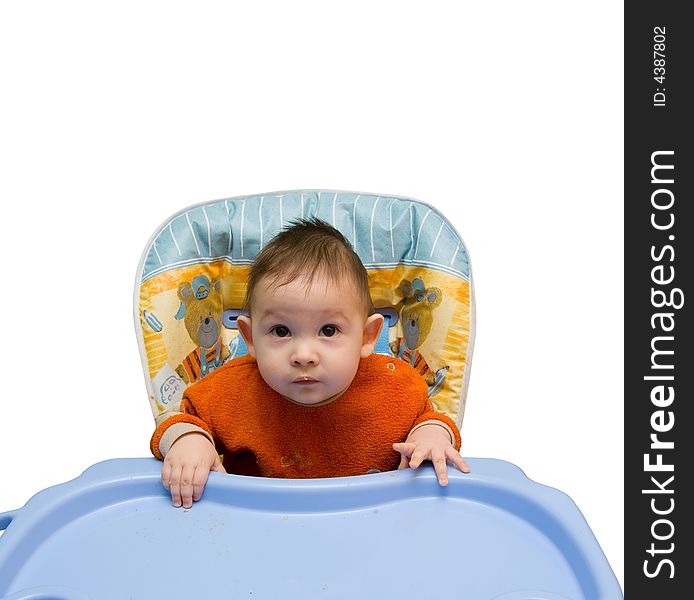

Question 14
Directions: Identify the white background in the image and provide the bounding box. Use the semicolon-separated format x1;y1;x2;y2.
0;0;624;590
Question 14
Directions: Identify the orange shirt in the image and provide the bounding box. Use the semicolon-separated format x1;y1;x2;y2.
151;353;461;478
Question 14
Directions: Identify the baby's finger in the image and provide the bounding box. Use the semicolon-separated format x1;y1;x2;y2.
393;443;413;469
431;448;449;486
408;446;429;470
161;463;172;492
180;464;196;508
192;465;209;502
211;458;227;473
392;442;415;457
169;465;183;507
446;448;471;473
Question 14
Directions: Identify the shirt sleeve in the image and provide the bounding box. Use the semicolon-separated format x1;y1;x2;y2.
409;391;462;451
149;386;216;460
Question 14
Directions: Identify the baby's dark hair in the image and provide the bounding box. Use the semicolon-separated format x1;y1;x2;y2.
243;217;375;317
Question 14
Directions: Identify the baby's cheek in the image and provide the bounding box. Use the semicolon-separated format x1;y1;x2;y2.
334;354;360;387
257;354;284;384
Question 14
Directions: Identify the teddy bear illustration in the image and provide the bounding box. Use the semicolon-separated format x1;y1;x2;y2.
390;277;449;395
174;274;230;384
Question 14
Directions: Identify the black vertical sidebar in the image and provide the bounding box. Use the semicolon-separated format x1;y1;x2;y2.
625;2;692;597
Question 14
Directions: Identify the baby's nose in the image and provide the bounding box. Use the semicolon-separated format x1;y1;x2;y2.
291;344;319;366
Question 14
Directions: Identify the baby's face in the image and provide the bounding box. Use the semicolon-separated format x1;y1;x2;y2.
237;272;382;406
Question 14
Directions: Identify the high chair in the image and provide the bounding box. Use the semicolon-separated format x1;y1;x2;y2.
137;190;474;434
0;191;622;599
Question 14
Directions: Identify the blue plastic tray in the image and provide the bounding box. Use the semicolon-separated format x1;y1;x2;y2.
0;458;621;599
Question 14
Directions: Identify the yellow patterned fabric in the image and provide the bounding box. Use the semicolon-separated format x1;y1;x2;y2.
135;191;474;427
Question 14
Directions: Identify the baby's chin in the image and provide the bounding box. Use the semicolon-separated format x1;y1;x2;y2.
282;395;329;406
279;384;351;407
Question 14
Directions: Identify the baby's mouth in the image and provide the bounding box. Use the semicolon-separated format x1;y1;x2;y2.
292;376;318;384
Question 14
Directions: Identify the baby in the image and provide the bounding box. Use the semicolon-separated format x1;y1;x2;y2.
151;217;469;508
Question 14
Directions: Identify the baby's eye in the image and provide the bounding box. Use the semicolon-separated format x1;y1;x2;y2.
320;325;338;337
271;325;290;338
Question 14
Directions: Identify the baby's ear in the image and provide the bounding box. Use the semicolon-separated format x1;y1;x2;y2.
236;315;255;358
360;313;384;358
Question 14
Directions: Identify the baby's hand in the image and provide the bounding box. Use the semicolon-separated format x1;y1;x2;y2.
393;424;470;486
161;432;226;508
